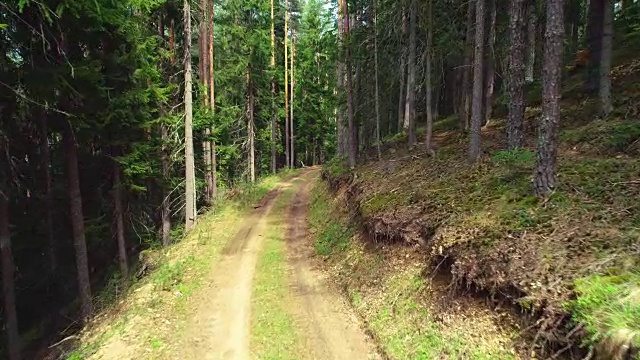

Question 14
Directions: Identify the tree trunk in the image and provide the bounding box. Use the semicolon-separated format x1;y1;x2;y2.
247;69;256;183
343;0;357;167
38;110;56;273
525;2;537;83
113;161;128;277
425;0;434;154
170;19;176;65
374;0;382;160
460;0;475;130
483;0;497;125
566;0;581;55
270;0;277;172
161;122;171;247
63;124;93;320
337;0;346;156
290;33;295;168
200;0;212;205
0;191;21;360
397;54;407;133
209;0;217;199
534;0;564;197
586;0;604;92
158;15;171;247
405;0;417;147
284;1;291;169
469;0;486;162
508;0;527;149
184;0;197;231
599;0;613;117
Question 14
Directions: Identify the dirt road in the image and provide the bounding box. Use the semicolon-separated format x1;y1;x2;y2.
179;170;379;359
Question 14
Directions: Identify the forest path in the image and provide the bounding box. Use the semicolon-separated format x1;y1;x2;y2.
177;168;378;359
283;172;380;360
177;178;286;359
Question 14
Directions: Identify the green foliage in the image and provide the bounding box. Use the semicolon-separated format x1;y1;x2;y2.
491;149;536;168
309;181;353;256
324;157;349;178
567;273;640;348
153;259;189;292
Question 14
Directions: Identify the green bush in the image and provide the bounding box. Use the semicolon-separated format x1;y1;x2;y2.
566;273;640;347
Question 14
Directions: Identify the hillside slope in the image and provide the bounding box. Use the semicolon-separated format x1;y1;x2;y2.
323;58;640;359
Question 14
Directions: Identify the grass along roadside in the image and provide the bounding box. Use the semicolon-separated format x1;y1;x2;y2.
309;180;521;359
66;172;297;360
250;183;306;360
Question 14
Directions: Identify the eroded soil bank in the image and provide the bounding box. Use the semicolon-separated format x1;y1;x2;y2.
310;175;584;359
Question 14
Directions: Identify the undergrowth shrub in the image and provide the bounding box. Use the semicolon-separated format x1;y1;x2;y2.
566;273;640;349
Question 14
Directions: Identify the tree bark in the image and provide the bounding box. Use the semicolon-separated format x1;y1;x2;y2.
161;122;171;247
525;2;537;83
270;0;277;172
290;33;295;168
460;0;475;130
405;0;417;147
158;14;171;247
284;0;291;168
534;0;564;197
599;0;613;117
397;53;407;133
113;161;128;277
247;69;256;182
469;0;486;162
343;0;357;167
374;0;382;160
425;0;434;154
209;0;217;199
200;0;212;205
337;0;346;156
483;0;497;125
508;0;527;149
184;0;197;231
63;124;93;320
0;191;21;360
586;0;604;92
38;110;56;273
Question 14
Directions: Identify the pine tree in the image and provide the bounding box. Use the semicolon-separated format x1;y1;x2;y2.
534;0;565;197
63;123;93;321
405;0;418;147
469;0;486;162
525;1;537;83
270;0;278;172
113;160;128;277
599;0;613;117
184;0;197;231
508;0;527;149
424;0;434;155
